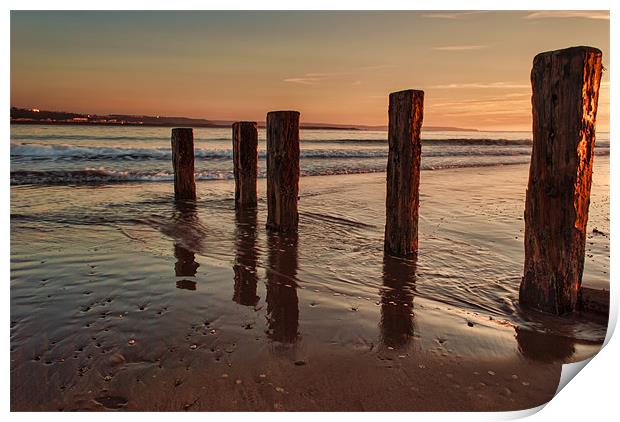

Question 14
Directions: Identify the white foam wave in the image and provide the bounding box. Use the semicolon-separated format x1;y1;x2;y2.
10;142;549;162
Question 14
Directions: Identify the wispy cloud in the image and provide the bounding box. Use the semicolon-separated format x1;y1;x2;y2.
503;93;531;98
431;82;530;89
430;94;530;108
425;92;532;123
421;11;488;19
354;64;395;71
432;45;488;51
283;73;327;85
441;109;529;118
524;11;609;20
284;65;394;85
436;96;526;108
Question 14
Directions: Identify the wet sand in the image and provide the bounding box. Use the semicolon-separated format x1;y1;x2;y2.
12;346;562;411
10;158;609;411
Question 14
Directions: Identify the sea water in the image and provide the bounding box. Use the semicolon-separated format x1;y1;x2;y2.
10;125;610;185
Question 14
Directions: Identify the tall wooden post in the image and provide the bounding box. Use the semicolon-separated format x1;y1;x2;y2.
171;128;196;201
232;121;258;207
266;111;300;232
520;46;603;314
384;90;424;257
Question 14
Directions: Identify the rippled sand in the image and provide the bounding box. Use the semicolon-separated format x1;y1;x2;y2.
10;158;609;411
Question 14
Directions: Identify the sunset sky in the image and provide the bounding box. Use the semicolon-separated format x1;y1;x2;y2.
11;11;610;131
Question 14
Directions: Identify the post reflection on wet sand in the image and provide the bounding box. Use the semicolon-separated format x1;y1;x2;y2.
172;201;201;290
380;253;417;349
515;326;576;363
233;207;260;306
265;231;299;343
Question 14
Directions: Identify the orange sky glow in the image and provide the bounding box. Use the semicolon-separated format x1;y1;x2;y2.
11;11;610;131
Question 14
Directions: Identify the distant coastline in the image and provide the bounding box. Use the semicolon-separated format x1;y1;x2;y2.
10;107;479;132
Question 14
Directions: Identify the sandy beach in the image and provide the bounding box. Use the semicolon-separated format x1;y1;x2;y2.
10;156;609;411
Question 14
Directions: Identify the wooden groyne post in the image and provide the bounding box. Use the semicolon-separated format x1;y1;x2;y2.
520;46;603;314
232;121;258;207
266;111;300;232
384;90;424;257
171;128;196;201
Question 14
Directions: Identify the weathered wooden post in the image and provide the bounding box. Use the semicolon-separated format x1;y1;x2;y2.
232;121;258;207
266;111;300;232
171;128;196;201
384;90;424;257
520;46;603;314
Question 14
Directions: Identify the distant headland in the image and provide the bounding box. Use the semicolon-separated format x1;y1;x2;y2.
10;107;479;132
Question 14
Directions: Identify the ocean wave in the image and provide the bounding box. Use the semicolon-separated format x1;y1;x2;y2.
12;134;174;142
10;142;542;162
11;169;224;185
10;160;539;185
11;142;610;163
